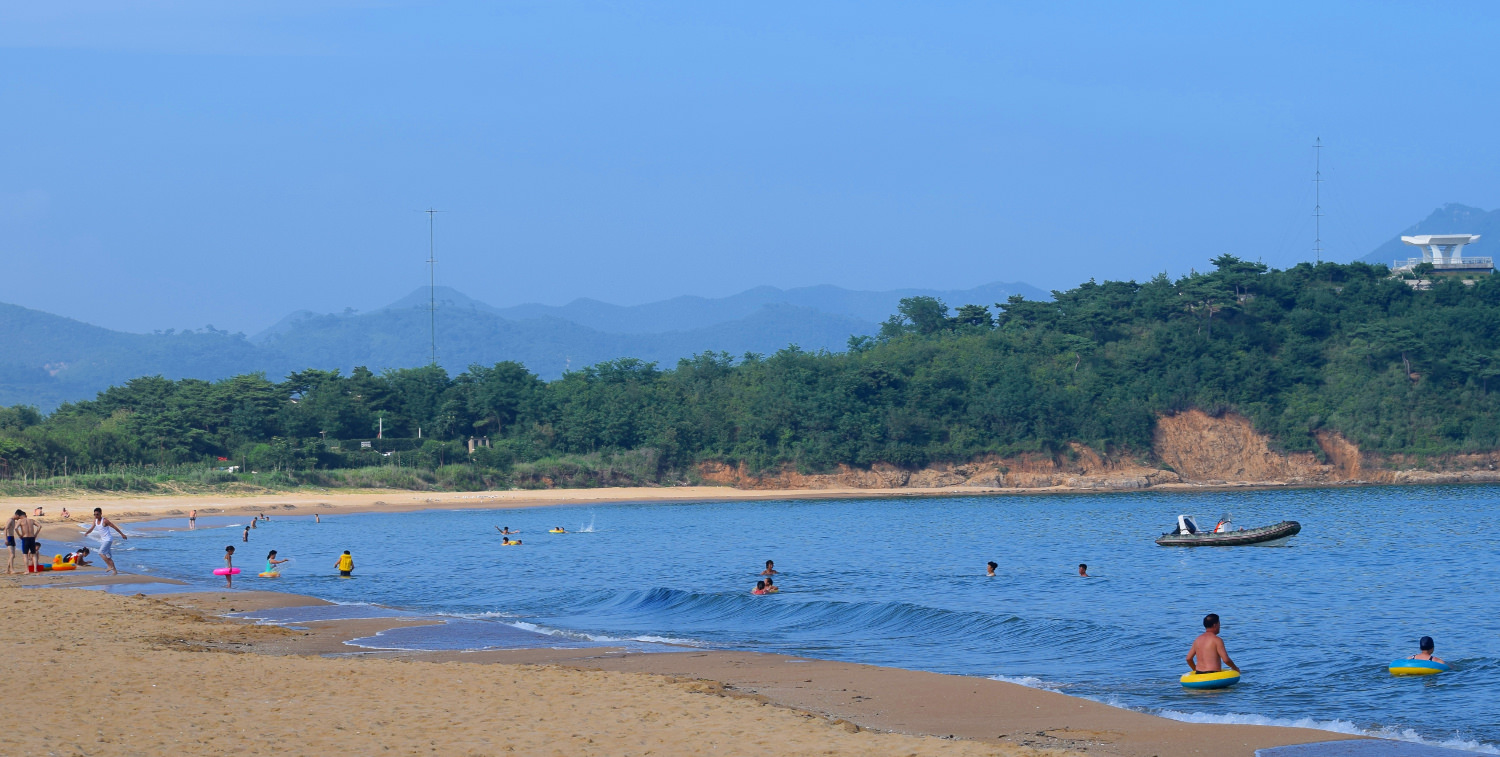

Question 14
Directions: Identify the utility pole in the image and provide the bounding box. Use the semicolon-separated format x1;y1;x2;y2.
1313;137;1323;263
424;208;445;366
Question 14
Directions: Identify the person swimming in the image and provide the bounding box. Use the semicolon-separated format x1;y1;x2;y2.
502;536;523;546
1409;636;1447;665
752;580;768;595
986;561;997;577
1078;563;1090;577
496;526;517;535
1186;613;1239;674
761;560;777;576
763;576;779;593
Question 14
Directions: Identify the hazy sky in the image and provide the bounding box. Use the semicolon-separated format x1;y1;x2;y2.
3;2;1498;334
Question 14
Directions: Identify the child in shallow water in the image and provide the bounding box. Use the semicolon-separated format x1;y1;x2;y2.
265;550;288;576
1409;636;1447;665
223;546;236;588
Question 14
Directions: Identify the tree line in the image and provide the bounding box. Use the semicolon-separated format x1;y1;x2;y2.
4;257;1500;488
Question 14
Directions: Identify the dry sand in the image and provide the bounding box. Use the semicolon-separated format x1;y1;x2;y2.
5;478;1308;529
1;573;1072;757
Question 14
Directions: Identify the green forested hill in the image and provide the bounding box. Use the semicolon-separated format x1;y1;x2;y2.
3;258;1498;487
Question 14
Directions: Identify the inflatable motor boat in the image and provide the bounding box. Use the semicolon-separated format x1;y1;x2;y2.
1155;514;1301;547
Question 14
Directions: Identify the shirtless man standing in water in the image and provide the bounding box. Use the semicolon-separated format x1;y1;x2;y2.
1186;613;1240;674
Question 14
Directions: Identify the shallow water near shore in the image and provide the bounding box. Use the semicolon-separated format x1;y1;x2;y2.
87;485;1500;751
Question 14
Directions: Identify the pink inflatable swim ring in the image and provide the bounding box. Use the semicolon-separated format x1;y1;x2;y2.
213;568;241;576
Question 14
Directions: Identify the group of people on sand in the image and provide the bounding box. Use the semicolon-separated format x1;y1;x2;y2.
752;560;781;595
6;507;126;575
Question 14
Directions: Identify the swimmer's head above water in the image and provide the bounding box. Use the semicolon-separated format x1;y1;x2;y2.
986;561;997;576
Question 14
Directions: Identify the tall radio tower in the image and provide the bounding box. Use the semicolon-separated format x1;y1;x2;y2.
424;208;445;366
1313;138;1323;263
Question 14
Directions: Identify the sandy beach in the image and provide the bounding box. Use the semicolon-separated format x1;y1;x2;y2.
3;478;1342;528
1;567;1369;757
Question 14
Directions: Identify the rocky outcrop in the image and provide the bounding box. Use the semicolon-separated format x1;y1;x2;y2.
696;409;1500;492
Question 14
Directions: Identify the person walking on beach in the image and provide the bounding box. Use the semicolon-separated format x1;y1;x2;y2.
336;550;354;577
84;508;128;575
223;546;236;588
1409;636;1447;665
986;561;997;577
761;560;777;576
5;510;20;574
1186;613;1239;674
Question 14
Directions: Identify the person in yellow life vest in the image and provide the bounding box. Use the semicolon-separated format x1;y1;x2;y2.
335;550;354;577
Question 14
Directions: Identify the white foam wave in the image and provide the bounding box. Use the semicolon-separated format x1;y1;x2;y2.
988;674;1061;689
1156;710;1499;754
506;621;705;647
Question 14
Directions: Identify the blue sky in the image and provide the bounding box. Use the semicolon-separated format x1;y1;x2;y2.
2;1;1498;333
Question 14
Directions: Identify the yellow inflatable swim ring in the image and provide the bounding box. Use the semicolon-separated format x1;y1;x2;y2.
258;571;280;578
549;529;566;534
1180;670;1240;689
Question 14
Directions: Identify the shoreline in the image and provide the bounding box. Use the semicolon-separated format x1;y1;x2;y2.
3;476;1482;527
10;569;1378;757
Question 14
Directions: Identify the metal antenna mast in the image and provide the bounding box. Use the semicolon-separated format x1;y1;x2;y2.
1313;138;1323;263
424;208;445;365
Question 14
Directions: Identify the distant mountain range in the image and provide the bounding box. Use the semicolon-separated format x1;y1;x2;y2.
0;281;1046;410
1358;203;1498;266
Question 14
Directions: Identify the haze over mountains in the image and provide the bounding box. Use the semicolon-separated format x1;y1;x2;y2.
0;281;1044;410
5;199;1494;413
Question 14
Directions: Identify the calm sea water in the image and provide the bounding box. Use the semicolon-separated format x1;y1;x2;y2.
74;485;1500;752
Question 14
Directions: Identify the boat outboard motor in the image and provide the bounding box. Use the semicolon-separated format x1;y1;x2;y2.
1177;515;1200;534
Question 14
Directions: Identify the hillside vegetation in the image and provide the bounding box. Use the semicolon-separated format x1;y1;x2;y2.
3;258;1498;492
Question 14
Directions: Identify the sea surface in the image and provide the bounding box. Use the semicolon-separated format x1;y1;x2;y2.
70;485;1500;752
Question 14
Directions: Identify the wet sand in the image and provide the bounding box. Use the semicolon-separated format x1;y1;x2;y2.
4;568;1365;756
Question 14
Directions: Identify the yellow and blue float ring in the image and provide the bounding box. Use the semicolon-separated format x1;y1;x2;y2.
1388;659;1449;676
1180;670;1240;689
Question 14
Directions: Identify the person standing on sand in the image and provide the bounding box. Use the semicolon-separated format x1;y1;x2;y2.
15;511;42;573
986;561;997;577
84;508;128;575
5;510;20;574
1186;613;1239;674
336;550;354;577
